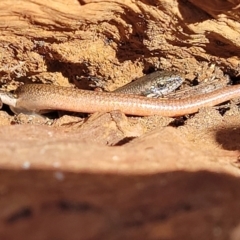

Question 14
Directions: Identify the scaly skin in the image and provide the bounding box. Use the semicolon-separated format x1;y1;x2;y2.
2;83;238;116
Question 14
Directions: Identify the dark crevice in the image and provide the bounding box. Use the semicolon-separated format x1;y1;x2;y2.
6;207;32;223
58;200;97;213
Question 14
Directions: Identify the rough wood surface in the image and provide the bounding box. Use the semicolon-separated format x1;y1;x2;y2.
1;0;240;89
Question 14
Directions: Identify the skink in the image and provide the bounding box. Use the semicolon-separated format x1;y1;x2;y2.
0;83;240;117
113;71;183;97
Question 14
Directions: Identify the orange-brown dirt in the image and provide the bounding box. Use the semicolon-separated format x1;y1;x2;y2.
1;0;240;239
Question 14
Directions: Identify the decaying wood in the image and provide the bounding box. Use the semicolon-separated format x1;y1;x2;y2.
0;0;240;91
1;1;240;239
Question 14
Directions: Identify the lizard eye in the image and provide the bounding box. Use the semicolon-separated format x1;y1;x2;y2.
157;83;165;87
